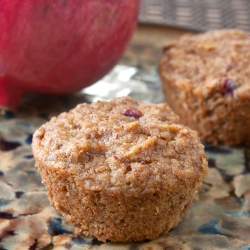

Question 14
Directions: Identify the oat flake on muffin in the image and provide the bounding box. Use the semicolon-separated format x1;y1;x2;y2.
32;96;208;242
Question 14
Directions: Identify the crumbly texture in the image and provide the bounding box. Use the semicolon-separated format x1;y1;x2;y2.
159;29;250;145
32;96;208;242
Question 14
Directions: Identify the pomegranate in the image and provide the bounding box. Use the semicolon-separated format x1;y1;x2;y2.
0;0;140;108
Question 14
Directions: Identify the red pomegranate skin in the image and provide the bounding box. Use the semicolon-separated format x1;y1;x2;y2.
0;0;140;108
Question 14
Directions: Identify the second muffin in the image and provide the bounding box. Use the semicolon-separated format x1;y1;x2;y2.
159;29;250;145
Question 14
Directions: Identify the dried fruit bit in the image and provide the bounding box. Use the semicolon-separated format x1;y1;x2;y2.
224;78;237;97
123;108;142;118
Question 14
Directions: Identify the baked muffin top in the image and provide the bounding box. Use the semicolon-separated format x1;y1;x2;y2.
32;97;208;195
160;29;250;99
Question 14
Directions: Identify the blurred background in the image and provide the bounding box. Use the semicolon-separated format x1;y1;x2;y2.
139;0;250;32
120;0;250;71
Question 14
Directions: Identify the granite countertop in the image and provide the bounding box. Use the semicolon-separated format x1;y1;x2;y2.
0;24;250;250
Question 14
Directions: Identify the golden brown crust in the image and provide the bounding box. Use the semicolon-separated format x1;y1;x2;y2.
159;29;250;145
32;96;208;242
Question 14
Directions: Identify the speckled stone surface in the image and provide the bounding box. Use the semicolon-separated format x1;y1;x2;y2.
0;66;250;249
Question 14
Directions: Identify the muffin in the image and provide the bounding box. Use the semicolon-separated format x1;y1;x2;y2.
32;96;208;242
159;29;250;145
